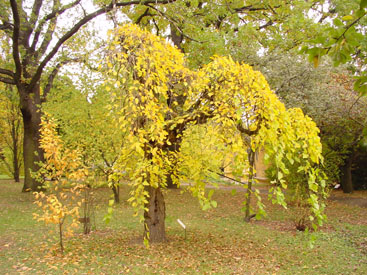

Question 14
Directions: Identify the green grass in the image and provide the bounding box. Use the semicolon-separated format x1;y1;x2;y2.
0;174;11;180
0;180;366;274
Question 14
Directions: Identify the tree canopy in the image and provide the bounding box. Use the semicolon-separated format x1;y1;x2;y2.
0;0;344;193
302;0;367;94
104;24;326;242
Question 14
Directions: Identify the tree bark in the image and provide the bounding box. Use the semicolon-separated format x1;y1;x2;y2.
111;182;120;204
19;85;44;192
165;141;179;189
341;156;353;193
166;173;178;189
144;186;166;242
244;149;255;222
11;120;20;182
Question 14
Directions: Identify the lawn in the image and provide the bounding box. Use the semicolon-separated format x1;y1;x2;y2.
0;180;366;274
0;174;11;180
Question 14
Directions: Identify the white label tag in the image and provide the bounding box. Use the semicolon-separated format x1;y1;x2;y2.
177;219;186;229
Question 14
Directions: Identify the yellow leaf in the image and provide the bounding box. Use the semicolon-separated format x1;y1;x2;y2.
342;15;354;21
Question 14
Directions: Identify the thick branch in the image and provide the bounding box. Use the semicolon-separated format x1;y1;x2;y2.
36;15;57;60
100;150;116;168
0;76;16;85
26;0;43;44
0;68;15;78
30;0;43;26
29;0;177;91
258;20;273;30
234;4;282;13
236;122;258;136
164;110;214;147
9;0;21;83
0;21;13;31
31;0;82;52
134;8;151;24
145;3;202;43
43;0;81;22
42;58;80;100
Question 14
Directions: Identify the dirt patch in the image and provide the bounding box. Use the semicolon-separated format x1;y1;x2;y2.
252;219;297;233
253;218;336;233
328;189;367;208
329;195;367;208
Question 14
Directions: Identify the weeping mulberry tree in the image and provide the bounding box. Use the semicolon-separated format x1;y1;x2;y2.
106;24;327;243
199;58;326;222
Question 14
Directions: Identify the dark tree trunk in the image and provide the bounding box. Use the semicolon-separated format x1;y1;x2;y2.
166;173;178;189
13;153;20;183
244;150;255;222
11;120;20;182
19;85;44;192
111;182;120;204
341;156;353;193
144;186;166;242
165;142;179;189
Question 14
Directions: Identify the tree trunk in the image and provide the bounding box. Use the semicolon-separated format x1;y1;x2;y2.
144;186;166;242
13;154;20;182
244;150;255;222
19;85;44;192
111;182;120;204
166;173;178;189
165;142;179;189
341;156;353;193
11;120;20;182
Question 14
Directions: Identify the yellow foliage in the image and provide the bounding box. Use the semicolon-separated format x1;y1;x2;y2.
106;24;326;227
33;114;88;247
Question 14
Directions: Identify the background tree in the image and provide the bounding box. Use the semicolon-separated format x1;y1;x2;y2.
0;0;338;193
260;53;367;193
124;0;325;68
0;84;22;182
43;76;126;202
114;1;325;191
302;0;367;94
33;114;88;254
0;0;177;192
